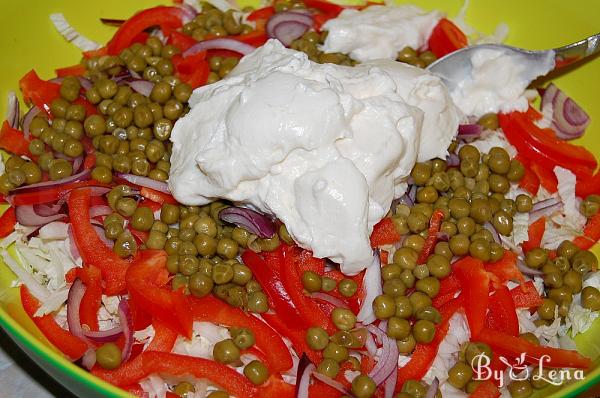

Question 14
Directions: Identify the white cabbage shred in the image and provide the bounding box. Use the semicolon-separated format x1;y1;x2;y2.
49;13;101;52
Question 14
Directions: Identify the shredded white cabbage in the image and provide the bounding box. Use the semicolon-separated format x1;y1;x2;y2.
97;295;121;331
172;321;230;359
49;13;101;52
466;129;517;158
140;374;168;398
511;212;529;246
554;166;587;230
34;288;69;317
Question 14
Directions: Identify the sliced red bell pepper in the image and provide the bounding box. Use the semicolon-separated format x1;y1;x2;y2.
247;6;275;21
83;153;96;170
0;121;33;157
370;217;401;247
126;249;193;338
573;212;600;250
167;31;198;52
73;96;98;117
92;319;178;386
530;162;558;194
468;380;501;398
432;273;461;308
477;327;591;369
10;180;111;206
417;209;445;264
83;47;108;59
261;312;322;365
231;30;269;47
106;7;184;55
140;187;177;205
21;285;87;360
516;156;540;195
141;351;258;397
19;70;61;116
55;64;86;77
259;375;294;398
522;217;545;252
576;172;600;198
172;52;210;88
453;257;489;337
0;207;16;238
304;0;345;16
380;250;389;264
68;188;130;295
427;18;468;58
281;246;335;333
484;250;525;284
189;294;293;372
510;280;543;309
309;382;342;398
296;249;326;274
396;296;463;390
77;265;102;331
499;110;596;179
485;286;518;336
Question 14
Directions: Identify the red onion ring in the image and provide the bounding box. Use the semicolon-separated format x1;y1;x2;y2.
446;153;460;167
457;124;483;139
6;91;19;129
10;169;91;194
310;292;350;309
516;258;544;276
483;222;501;244
530;198;563;224
67;224;81;261
367;322;399;386
273;21;310;47
92;224;114;249
541;83;590;140
295;355;313;398
22;106;41;140
118;299;134;362
15;205;67;226
357;252;382;325
365;330;377;357
127;80;154;97
407;184;417;204
424;377;440;398
82;348;96;370
72;155;84;173
183;38;256;57
219;206;276;239
115;173;170;194
384;368;397;398
83;325;124;342
66;278;89;343
33;198;66;216
266;10;313;38
89;205;113;218
177;3;198;23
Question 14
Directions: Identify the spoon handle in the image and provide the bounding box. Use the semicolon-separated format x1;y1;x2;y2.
553;32;600;69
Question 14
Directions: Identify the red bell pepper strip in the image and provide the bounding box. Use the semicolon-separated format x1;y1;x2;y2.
427;18;468;58
468;380;501;398
510;281;543;309
242;249;309;330
83;153;96;170
0;207;16;238
172;52;210;88
140;187;177;205
396;297;463;390
417;209;445;264
126;249;193;338
522;217;546;253
573;212;600;250
576;172;600;198
77;265;102;331
262;312;322;365
530;162;558;194
55;64;86;77
0;121;33;157
231;30;269;47
20;285;87;360
19;70;61;116
167;31;198;52
281;246;335;333
92;319;178;386
10;180;111;206
485;286;519;336
432;273;461;307
83;47;108;59
484;250;525;284
106;7;184;55
304;0;345;16
516;156;540;195
73;96;98;117
260;375;295;398
477;327;591;369
68;188;130;295
370;217;401;247
247;6;275;21
189;294;293;372
296;249;326;274
499;110;596;179
453;257;489;337
309;382;342;398
141;351;258;398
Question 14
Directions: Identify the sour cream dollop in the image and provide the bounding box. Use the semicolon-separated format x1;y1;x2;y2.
169;40;460;274
320;5;441;62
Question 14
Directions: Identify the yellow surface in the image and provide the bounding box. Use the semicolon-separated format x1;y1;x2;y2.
0;0;599;397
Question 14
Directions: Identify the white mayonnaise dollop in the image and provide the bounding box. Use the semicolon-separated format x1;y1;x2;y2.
450;48;555;117
168;40;460;274
320;5;441;62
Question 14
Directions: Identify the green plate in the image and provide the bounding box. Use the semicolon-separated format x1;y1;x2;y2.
0;0;599;397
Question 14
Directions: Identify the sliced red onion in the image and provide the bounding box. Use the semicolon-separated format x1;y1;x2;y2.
530;197;563;224
81;348;96;370
384;368;397;398
83;325;123;342
357;251;382;325
457;124;483;139
219;207;276;239
67;224;81;261
393;192;414;210
407;184;417;204
15;205;67;226
516;258;544;276
67;278;88;343
542;84;590;140
424;377;440;398
72;155;84;173
92;224;113;249
118;299;134;362
310;292;349;309
90;205;113;218
312;372;352;395
6;91;19;129
436;231;449;241
22;106;41;139
266;10;313;38
115;173;170;193
446;153;460;167
367;322;399;386
177;3;198;23
365;330;377;357
273;21;310;47
33;198;66;216
77;77;93;91
483;222;501;244
295;355;313;398
127;80;154;97
10;169;91;194
183;38;256;57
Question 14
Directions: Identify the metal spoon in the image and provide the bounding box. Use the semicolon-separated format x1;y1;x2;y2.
427;32;600;91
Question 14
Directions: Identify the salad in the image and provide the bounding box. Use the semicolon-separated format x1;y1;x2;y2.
0;1;599;398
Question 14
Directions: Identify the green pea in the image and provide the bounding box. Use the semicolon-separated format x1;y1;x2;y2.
302;271;322;293
331;308;356;331
213;339;240;364
173;381;195;397
537;298;557;320
427;254;451;278
323;342;348;363
383;279;406;297
231;327;255;349
581;286;600;311
386;316;411;339
571;250;598;274
317;358;340;378
306;327;329;350
338;279;358;297
415;306;442;324
447;361;473;389
507;380;533;398
189;272;213;298
372;295;396;319
525;248;548;269
95;342;122;370
194;233;217;257
396;334;416;354
393;247;418;270
322;277;337;292
409;292;431;312
351;374;376;398
212;262;234;284
394;296;413;319
247;291;269;313
557;240;580;260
